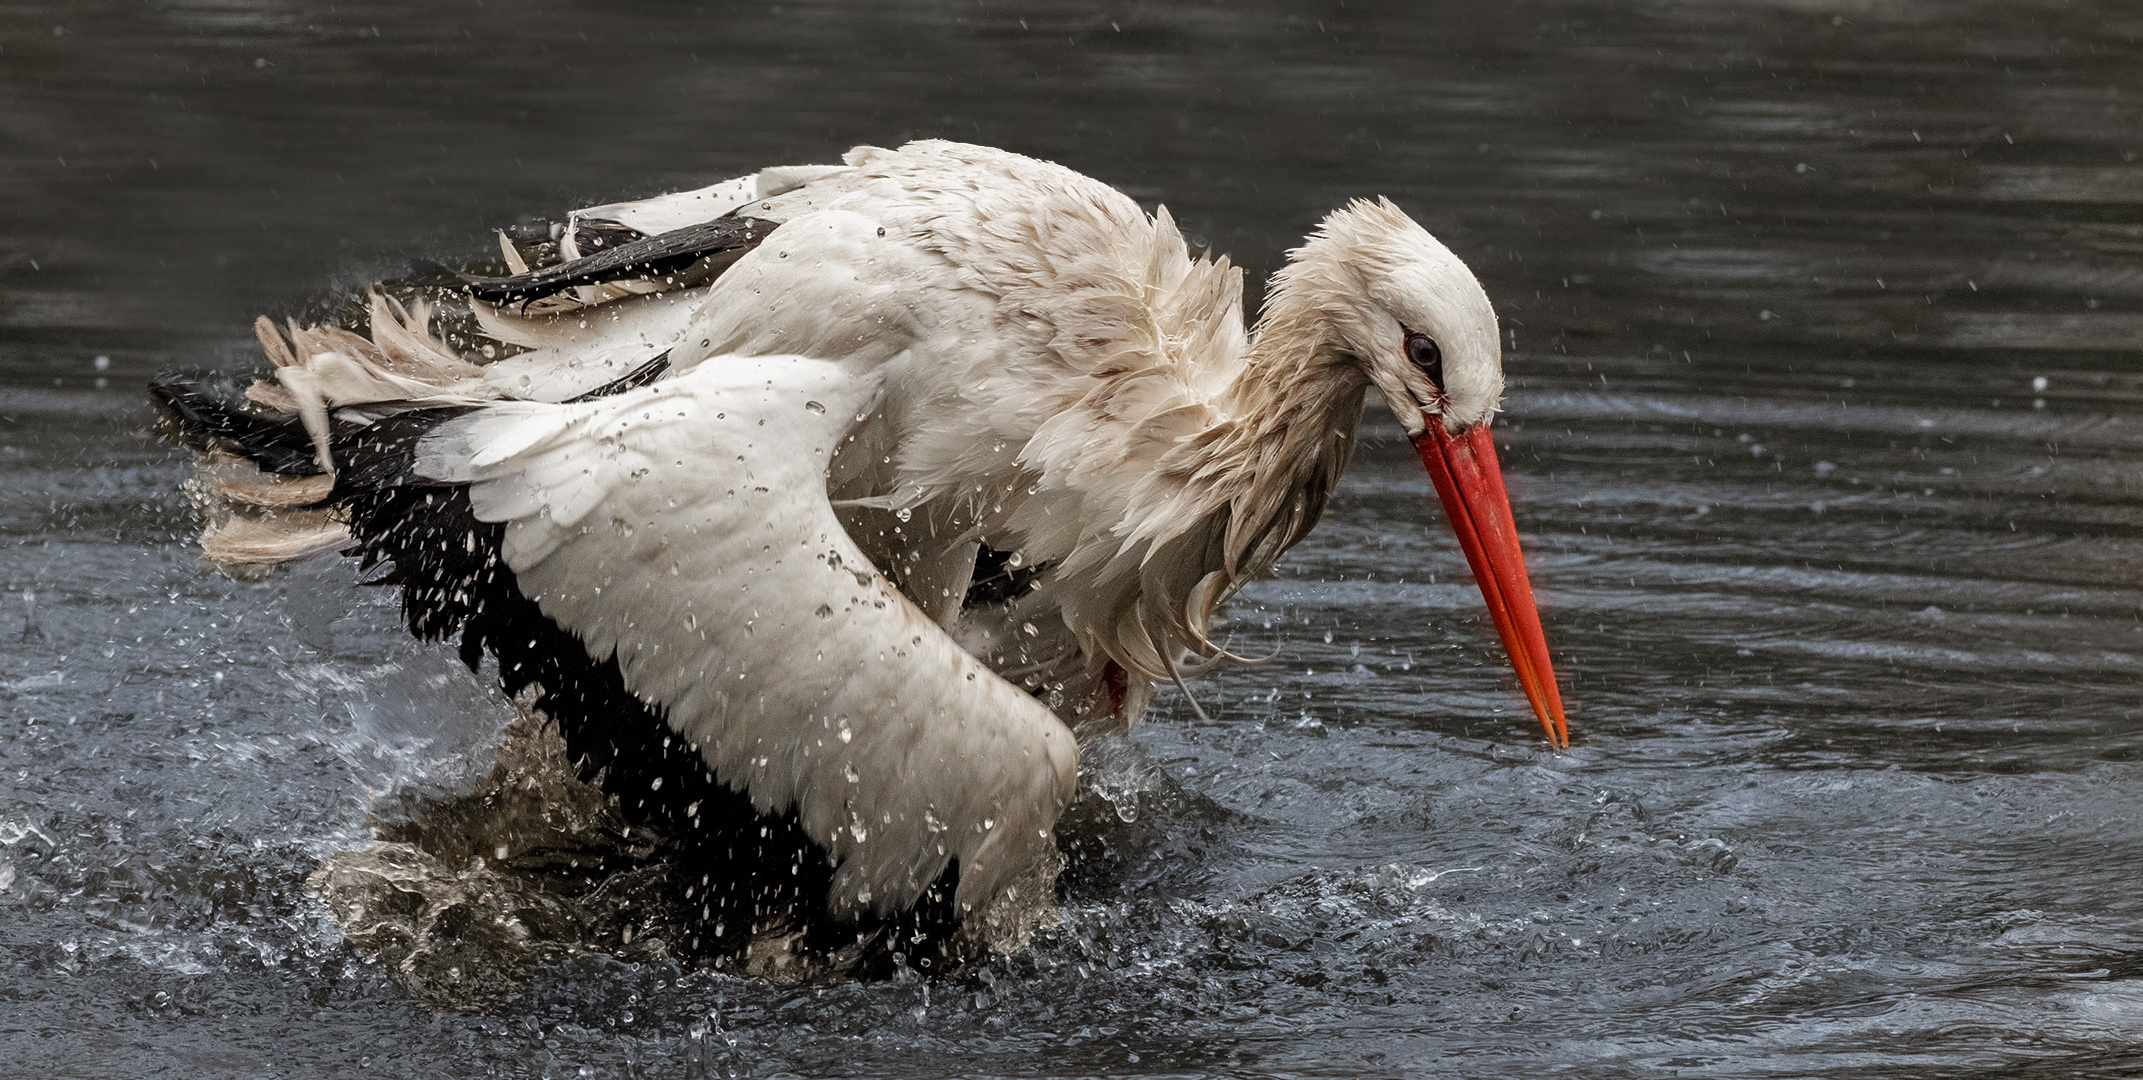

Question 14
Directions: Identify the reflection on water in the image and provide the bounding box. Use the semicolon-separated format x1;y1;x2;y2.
3;0;2141;1076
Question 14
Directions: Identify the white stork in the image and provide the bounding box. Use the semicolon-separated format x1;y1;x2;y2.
154;140;1567;970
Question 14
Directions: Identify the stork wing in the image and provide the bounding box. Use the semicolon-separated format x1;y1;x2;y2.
460;217;780;307
567;163;854;237
416;355;1077;918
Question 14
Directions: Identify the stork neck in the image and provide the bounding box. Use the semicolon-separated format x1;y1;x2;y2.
1060;264;1373;681
1186;285;1370;581
1231;282;1371;437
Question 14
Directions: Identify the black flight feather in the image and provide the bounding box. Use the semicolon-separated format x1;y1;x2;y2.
462;216;780;306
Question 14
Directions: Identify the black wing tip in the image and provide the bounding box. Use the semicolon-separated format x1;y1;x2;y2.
147;374;325;477
395;259;469;289
460;215;781;306
145;375;211;451
564;352;672;403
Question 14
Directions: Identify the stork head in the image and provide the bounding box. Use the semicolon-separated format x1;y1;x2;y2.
1267;198;1570;747
1277;197;1504;434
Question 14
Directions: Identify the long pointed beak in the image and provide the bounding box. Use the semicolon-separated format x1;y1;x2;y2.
1412;418;1570;748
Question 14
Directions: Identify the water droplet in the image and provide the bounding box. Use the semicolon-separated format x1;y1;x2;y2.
804;399;826;414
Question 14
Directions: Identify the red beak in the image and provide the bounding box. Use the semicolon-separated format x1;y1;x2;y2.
1412;418;1570;748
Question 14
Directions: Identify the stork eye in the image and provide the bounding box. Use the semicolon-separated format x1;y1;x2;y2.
1403;330;1444;387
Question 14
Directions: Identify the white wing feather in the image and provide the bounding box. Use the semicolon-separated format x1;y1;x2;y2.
417;355;1078;918
568;164;854;236
474;290;704;403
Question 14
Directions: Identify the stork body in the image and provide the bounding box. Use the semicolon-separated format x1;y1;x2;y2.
156;141;1565;972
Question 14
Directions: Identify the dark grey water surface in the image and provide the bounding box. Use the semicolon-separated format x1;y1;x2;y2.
6;1;2143;1076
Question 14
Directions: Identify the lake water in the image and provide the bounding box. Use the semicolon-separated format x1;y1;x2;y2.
5;1;2143;1076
